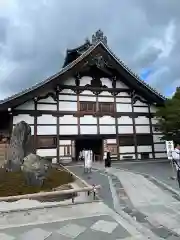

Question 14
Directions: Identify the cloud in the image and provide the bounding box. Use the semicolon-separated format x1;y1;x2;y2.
0;0;180;99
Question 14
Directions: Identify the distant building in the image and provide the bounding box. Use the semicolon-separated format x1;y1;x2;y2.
0;30;166;162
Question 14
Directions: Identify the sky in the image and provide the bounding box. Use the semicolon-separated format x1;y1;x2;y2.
0;0;179;100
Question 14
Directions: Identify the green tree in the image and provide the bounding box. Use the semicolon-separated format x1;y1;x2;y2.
155;87;180;143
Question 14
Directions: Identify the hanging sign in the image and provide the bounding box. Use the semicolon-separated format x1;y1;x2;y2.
165;140;174;159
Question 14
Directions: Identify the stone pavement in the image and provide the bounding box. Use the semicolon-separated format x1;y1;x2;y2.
0;202;146;240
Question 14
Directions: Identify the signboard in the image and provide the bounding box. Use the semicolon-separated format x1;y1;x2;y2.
165;140;174;160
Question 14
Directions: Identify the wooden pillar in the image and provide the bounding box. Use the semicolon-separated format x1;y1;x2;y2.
148;104;155;159
56;89;60;163
96;94;100;134
131;92;138;160
34;98;37;154
77;93;80;135
114;93;120;161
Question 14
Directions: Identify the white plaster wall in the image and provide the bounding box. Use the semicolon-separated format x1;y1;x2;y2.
60;89;75;95
155;152;167;158
135;116;150;125
13;115;34;125
137;146;152;152
59;101;77;111
120;154;135;160
59;94;77;101
80;125;97;134
37;115;56;124
133;106;149;113
60;125;78;135
38;96;56;104
133;100;148;107
15;100;35;110
118;116;133;125
149;153;153;158
80;76;92;86
118;126;133;134
37;149;56;157
101;78;112;88
80;116;97;124
153;134;164;143
119;146;135;153
99;116;115;125
154;143;166;152
116;80;129;89
116;103;132;112
37;126;56;135
98;91;112;96
100;125;116;134
37;104;57;111
117;92;130;97
59;146;72;156
59;140;71;145
150;105;157;113
60;115;78;124
80;90;94;95
136;126;150;133
65;77;75;86
116;97;131;103
79;95;96;101
98;96;114;102
107;139;117;144
151;117;159;125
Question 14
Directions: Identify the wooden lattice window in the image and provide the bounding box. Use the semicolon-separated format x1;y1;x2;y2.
80;102;96;112
99;102;115;113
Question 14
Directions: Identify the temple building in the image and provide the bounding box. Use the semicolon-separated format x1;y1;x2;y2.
0;30;167;162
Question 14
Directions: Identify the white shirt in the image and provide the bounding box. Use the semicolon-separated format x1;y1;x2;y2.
172;148;180;170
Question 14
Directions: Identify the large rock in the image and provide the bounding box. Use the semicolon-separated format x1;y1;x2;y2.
21;153;51;186
6;121;32;171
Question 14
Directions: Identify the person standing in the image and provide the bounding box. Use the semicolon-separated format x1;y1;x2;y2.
104;149;111;172
172;143;180;188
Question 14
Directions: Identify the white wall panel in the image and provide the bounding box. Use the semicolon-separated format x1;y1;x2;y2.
116;81;129;89
151;117;159;125
80;116;97;125
37;149;56;157
60;125;78;135
37;126;56;135
15;100;34;110
65;77;75;86
99;116;115;125
98;91;112;96
116;98;131;103
118;116;133;125
101;78;112;88
59;101;77;111
80;125;97;134
60;89;75;94
133;100;148;107
153;134;164;143
135;116;150;125
120;154;135;160
119;146;135;153
117;92;130;97
60;115;78;124
133;107;149;113
154;143;166;152
38;96;56;104
137;146;152;152
80;76;92;86
37;115;56;125
79;95;96;101
59;94;77;101
98;96;114;102
155;152;167;158
13;115;34;125
100;125;116;134
150;105;157;113
80;90;94;95
59;140;71;145
136;126;150;133
37;104;57;111
116;103;132;112
118;126;133;134
107;139;117;144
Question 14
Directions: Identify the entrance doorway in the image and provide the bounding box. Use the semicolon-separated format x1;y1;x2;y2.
75;138;103;161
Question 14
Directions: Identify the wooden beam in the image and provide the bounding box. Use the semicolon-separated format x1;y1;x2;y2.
56;90;60;163
114;94;120;160
131;93;138;160
148;104;155;159
34;98;37;154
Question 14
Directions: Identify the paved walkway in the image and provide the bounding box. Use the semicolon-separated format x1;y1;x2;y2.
0;202;145;239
